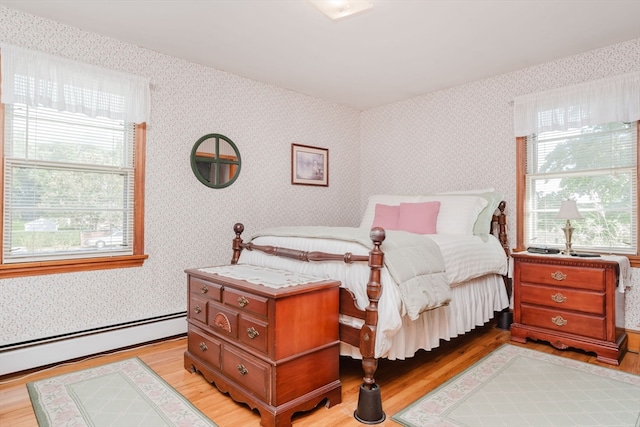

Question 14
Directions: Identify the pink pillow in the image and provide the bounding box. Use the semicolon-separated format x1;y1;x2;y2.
397;201;440;234
372;204;399;230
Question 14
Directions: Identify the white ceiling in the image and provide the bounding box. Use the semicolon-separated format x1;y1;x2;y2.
3;0;640;110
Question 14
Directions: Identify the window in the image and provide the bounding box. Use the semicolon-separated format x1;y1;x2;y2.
514;72;640;266
0;45;150;278
518;122;638;256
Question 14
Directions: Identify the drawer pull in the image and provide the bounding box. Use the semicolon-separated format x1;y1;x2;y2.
193;305;202;314
237;296;249;307
551;271;567;281
199;342;208;352
551;293;567;303
200;284;208;294
246;327;259;339
551;315;568;326
237;364;248;376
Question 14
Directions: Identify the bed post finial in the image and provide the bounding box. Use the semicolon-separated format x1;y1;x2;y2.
354;226;386;424
231;223;244;265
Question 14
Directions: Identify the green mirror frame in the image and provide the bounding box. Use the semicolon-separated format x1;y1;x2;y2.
190;133;242;188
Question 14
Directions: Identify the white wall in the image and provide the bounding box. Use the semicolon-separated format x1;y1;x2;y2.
360;38;640;331
0;7;638;357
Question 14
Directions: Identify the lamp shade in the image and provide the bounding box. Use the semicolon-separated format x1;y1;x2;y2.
556;200;583;220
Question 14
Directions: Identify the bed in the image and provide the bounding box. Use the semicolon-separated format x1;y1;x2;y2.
229;190;510;422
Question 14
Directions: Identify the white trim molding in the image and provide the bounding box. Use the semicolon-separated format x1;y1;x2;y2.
0;314;186;376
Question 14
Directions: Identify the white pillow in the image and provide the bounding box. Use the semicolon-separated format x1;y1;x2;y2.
437;190;503;237
418;195;488;235
360;194;488;236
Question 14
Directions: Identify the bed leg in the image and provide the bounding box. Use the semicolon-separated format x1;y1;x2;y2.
354;227;386;424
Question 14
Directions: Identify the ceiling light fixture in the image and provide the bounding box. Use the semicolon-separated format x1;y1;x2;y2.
309;0;373;21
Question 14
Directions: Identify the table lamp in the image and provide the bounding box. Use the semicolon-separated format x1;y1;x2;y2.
556;200;582;254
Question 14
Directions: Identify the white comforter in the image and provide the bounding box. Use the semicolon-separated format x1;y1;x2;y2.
237;227;508;357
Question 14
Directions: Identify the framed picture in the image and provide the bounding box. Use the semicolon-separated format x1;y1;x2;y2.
291;143;329;186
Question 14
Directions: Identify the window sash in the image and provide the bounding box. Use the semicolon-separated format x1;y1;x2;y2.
524;122;637;254
3;103;135;263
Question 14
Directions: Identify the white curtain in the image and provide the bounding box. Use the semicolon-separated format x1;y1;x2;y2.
0;44;150;123
513;71;640;137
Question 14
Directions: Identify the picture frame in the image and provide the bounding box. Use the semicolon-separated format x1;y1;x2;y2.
291;143;329;186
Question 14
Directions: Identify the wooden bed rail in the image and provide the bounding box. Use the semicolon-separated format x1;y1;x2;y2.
232;223;371;264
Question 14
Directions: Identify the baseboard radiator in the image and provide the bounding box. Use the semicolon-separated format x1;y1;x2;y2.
0;312;187;376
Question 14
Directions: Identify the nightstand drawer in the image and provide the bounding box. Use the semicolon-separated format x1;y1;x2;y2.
520;284;605;315
189;294;208;324
238;315;269;353
222;345;271;402
188;326;222;368
189;277;222;301
521;304;606;340
519;262;605;291
224;288;269;317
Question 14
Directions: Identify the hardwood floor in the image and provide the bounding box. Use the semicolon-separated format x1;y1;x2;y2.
1;320;638;427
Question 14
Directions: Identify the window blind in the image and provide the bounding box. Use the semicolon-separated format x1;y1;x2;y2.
525;122;637;254
3;103;135;263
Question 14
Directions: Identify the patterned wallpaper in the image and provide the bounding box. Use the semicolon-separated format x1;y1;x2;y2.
360;39;640;330
0;7;361;346
0;6;638;347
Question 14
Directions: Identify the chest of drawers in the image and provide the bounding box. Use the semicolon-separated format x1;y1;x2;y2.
510;253;627;365
183;266;342;427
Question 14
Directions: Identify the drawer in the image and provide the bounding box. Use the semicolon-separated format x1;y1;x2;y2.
188;327;222;368
189;294;208;324
222;345;271;402
238;315;269;353
521;304;606;340
519;262;605;291
223;288;268;318
520;284;605;315
208;302;239;339
189;277;222;301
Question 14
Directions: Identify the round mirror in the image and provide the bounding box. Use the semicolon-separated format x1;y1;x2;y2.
191;133;241;188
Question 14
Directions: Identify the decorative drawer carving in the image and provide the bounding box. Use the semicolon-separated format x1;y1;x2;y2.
519;263;605;291
519;283;605;315
207;302;239;339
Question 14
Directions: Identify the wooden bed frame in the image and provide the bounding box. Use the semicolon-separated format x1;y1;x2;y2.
230;201;509;423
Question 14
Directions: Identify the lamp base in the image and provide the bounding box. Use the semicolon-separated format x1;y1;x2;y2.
562;224;575;255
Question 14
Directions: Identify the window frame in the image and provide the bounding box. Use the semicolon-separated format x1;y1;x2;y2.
516;121;640;268
0;100;148;278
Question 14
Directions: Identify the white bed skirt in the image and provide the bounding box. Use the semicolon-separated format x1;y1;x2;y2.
339;274;509;360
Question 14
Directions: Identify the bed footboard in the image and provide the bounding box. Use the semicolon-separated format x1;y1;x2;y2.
231;223;387;423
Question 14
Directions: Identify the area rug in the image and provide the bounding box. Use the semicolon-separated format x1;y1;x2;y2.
392;344;640;427
27;357;217;427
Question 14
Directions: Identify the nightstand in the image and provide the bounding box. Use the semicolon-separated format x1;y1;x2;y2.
184;265;342;427
510;253;627;365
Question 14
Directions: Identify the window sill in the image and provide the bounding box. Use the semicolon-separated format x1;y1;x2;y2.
0;254;149;279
